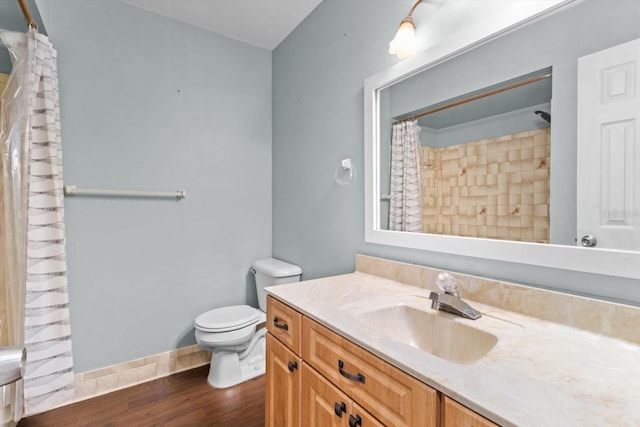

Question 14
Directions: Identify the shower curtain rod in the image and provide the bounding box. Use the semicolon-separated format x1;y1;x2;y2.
394;72;552;124
17;0;37;29
63;185;186;200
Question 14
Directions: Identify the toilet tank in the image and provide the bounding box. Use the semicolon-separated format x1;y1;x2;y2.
252;258;302;311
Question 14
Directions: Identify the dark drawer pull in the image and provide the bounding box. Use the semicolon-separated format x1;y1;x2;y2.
287;361;298;373
273;317;289;331
349;414;362;427
334;401;346;417
338;360;366;384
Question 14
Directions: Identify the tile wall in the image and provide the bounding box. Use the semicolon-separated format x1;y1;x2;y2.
421;128;550;243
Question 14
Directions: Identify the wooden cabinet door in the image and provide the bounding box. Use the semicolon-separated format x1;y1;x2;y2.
303;363;384;427
303;317;438;427
266;333;302;427
350;400;386;427
303;362;350;427
442;396;499;427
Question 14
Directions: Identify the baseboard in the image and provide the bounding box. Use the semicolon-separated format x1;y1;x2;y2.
68;345;211;407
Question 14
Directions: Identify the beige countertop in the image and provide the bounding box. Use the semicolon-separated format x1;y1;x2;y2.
266;268;640;426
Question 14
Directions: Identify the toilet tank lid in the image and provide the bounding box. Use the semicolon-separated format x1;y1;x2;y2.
252;257;302;277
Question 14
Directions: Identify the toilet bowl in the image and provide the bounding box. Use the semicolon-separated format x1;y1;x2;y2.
194;305;267;388
195;257;301;388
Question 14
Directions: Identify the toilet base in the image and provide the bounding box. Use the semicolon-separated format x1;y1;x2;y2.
206;335;265;389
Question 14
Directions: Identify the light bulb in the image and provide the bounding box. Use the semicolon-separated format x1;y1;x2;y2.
388;17;417;59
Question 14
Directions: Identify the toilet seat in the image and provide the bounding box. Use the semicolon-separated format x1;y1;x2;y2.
195;306;266;348
195;324;256;347
195;305;261;333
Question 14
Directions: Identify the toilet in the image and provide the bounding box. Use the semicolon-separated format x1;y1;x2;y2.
194;257;302;388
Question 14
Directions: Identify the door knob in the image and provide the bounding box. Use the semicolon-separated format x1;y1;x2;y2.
580;234;598;247
349;414;363;426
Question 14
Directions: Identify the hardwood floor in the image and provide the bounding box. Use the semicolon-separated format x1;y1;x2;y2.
18;366;265;427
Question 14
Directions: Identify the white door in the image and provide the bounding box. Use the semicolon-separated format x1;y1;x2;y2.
577;38;640;250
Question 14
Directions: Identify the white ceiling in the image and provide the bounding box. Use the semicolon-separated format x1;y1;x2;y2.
121;0;323;50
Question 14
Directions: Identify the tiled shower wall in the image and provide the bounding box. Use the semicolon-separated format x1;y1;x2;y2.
421;128;550;243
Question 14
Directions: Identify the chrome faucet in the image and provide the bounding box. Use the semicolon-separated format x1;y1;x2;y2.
428;272;481;320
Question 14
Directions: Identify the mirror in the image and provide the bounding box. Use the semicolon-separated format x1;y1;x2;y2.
380;69;553;243
364;0;640;279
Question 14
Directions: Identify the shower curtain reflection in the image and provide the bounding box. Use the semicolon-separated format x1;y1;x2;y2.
389;120;423;232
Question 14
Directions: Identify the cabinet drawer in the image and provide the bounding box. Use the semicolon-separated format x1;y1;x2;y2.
267;296;302;354
303;317;438;427
442;396;499;427
303;362;384;427
266;333;302;427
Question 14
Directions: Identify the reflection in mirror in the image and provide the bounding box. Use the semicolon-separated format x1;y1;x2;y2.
380;70;552;244
364;0;640;279
376;0;640;249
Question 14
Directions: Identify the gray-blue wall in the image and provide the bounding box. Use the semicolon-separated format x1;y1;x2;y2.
36;0;272;372
273;1;640;305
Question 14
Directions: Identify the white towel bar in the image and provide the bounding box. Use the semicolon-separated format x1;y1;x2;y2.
63;185;186;200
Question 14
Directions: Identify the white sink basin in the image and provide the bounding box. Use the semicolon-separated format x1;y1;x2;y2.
342;296;522;365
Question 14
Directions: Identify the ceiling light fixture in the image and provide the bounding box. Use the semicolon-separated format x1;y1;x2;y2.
388;0;423;59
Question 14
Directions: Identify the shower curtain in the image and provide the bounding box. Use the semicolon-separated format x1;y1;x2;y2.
389;120;422;232
0;29;73;423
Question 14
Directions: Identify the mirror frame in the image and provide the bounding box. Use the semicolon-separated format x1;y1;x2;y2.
364;0;640;280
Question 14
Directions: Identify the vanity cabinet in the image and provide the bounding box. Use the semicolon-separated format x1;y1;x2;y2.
267;296;302;354
266;295;495;427
442;397;499;427
265;296;304;427
303;362;384;427
265;334;301;427
303;316;438;427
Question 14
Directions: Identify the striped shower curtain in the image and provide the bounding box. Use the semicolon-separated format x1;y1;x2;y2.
0;29;74;419
389;120;422;232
